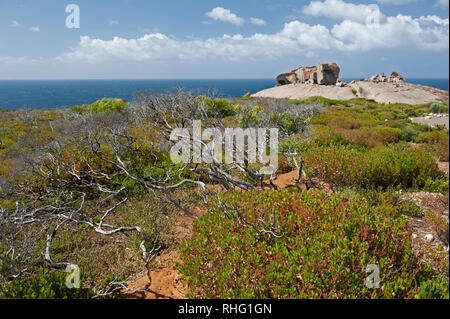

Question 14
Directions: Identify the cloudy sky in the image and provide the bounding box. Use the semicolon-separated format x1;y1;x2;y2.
0;0;448;79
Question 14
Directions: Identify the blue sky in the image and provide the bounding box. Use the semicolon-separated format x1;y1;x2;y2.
0;0;449;79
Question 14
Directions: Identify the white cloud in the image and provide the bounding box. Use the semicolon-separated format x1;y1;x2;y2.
54;14;447;65
436;0;449;7
109;20;119;25
250;17;267;26
302;0;383;24
28;26;40;32
11;20;22;27
331;14;449;51
205;7;245;26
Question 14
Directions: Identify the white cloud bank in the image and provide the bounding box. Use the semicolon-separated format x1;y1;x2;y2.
4;0;449;67
302;0;383;23
56;7;448;64
205;7;245;26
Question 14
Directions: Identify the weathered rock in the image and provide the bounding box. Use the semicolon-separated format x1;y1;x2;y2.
388;71;406;84
243;92;251;98
295;66;318;84
276;62;340;86
317;62;340;85
276;72;297;86
370;73;388;83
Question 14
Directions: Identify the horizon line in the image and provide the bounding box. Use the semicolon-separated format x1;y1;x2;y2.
0;77;449;81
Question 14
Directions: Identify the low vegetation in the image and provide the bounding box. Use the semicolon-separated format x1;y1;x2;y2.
0;92;448;299
181;189;447;299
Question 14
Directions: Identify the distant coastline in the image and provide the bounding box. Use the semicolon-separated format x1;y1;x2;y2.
0;78;448;110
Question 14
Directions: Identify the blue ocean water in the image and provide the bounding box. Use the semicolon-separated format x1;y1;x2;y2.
0;79;275;110
0;78;448;110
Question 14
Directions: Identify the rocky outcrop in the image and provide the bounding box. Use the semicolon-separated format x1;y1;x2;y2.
276;62;340;86
388;72;405;84
276;72;297;86
295;66;318;84
370;73;388;83
370;71;406;85
266;67;449;104
317;62;340;85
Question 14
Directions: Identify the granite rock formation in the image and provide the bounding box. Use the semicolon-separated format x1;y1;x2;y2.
370;72;406;84
276;62;340;86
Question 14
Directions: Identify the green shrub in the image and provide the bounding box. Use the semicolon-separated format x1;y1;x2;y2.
399;128;419;142
423;177;449;194
418;130;450;161
180;189;442;299
429;103;448;114
303;144;444;190
337;187;424;218
70;98;127;115
197;96;239;118
373;127;401;144
417;279;449;299
0;272;90;299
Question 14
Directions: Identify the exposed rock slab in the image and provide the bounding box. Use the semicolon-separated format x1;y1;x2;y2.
410;114;449;129
253;81;449;105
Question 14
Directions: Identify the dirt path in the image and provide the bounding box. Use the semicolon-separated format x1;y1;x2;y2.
120;208;206;299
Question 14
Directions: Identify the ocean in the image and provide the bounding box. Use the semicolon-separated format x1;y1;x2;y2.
0;78;448;110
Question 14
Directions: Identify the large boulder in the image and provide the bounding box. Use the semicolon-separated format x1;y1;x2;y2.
317;62;340;85
276;72;297;86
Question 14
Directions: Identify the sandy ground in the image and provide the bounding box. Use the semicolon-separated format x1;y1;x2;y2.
252;81;449;105
119;208;206;299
